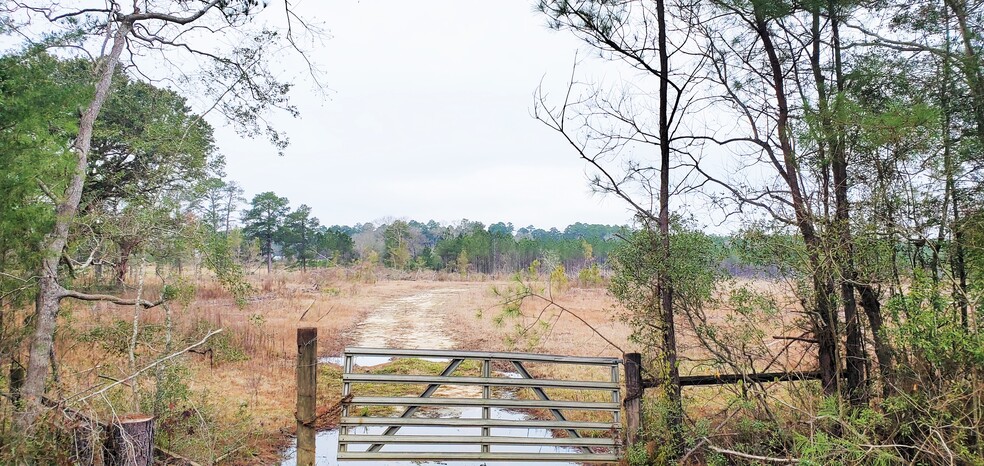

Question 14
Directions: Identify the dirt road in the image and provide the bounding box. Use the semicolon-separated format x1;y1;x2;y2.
348;287;468;350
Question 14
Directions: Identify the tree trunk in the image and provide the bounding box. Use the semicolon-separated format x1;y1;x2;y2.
94;249;104;285
952;211;969;326
939;3;972;327
823;3;867;403
944;0;984;143
71;417;100;465
103;414;155;466
9;362;24;406
754;6;840;395
301;229;308;272
15;19;132;430
655;0;682;452
857;283;894;387
224;188;235;234
946;0;980;327
115;242;135;286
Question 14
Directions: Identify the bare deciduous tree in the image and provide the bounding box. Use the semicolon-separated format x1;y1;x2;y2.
534;0;709;451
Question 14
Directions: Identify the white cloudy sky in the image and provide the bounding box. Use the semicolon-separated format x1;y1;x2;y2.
210;1;639;229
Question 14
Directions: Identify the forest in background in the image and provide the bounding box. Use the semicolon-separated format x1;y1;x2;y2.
1;0;983;464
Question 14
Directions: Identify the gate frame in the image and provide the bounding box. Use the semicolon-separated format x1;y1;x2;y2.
338;347;623;463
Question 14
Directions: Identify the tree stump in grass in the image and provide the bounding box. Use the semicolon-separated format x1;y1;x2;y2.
103;414;155;466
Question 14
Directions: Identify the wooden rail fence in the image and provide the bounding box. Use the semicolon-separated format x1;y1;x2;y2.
622;352;830;445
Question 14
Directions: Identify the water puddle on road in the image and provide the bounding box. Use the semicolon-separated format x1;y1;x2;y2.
319;355;392;367
281;370;587;465
284;287;589;464
280;405;582;466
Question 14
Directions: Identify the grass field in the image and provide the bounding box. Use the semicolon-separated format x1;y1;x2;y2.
45;267;807;463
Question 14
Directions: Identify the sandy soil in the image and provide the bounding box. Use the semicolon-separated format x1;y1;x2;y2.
347;287;467;350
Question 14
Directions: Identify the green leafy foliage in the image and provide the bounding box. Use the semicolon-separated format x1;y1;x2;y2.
200;231;254;307
382;220;413;269
241;191;290;270
280;204;320;270
610;222;723;350
0;49;85;303
577;263;604;286
84;72;217;208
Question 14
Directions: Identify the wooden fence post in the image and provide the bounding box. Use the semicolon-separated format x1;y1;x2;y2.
296;327;318;466
624;352;643;446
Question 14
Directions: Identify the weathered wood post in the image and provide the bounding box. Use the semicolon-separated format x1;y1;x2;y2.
296;327;318;466
624;352;643;446
103;414;155;466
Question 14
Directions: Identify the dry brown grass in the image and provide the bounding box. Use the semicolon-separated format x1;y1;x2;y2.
467;277;813;436
44;268;805;462
49;270;576;461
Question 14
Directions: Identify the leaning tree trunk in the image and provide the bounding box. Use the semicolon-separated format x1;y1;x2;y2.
15;20;132;430
753;5;840;394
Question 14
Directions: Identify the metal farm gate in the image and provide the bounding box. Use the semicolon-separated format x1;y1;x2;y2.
337;347;622;463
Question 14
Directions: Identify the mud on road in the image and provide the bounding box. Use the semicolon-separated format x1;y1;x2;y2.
348;288;468;350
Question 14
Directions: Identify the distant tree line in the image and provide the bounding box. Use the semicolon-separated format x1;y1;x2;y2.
227;190;630;275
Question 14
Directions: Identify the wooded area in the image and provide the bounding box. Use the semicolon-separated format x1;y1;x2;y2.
0;0;982;464
531;0;984;463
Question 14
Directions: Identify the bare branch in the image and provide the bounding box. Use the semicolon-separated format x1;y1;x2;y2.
122;0;222;25
59;288;163;309
36;178;58;203
70;329;224;404
703;439;800;463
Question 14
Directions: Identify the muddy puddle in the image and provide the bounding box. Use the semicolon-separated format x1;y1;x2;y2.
319;355;450;367
280;404;583;466
280;370;593;465
282;289;592;464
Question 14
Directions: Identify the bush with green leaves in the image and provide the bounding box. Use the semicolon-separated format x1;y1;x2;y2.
577;263;605;287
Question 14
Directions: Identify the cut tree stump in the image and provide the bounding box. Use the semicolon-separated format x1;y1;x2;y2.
71;417;99;465
103;414;155;466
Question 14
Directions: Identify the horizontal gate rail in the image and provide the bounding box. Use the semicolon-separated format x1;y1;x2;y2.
338;452;622;462
339;434;617;446
344;373;618;390
343;347;621;365
348;396;619;410
338;347;622;463
341;416;620;430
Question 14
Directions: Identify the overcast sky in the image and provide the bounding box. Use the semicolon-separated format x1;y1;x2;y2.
210;1;637;230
